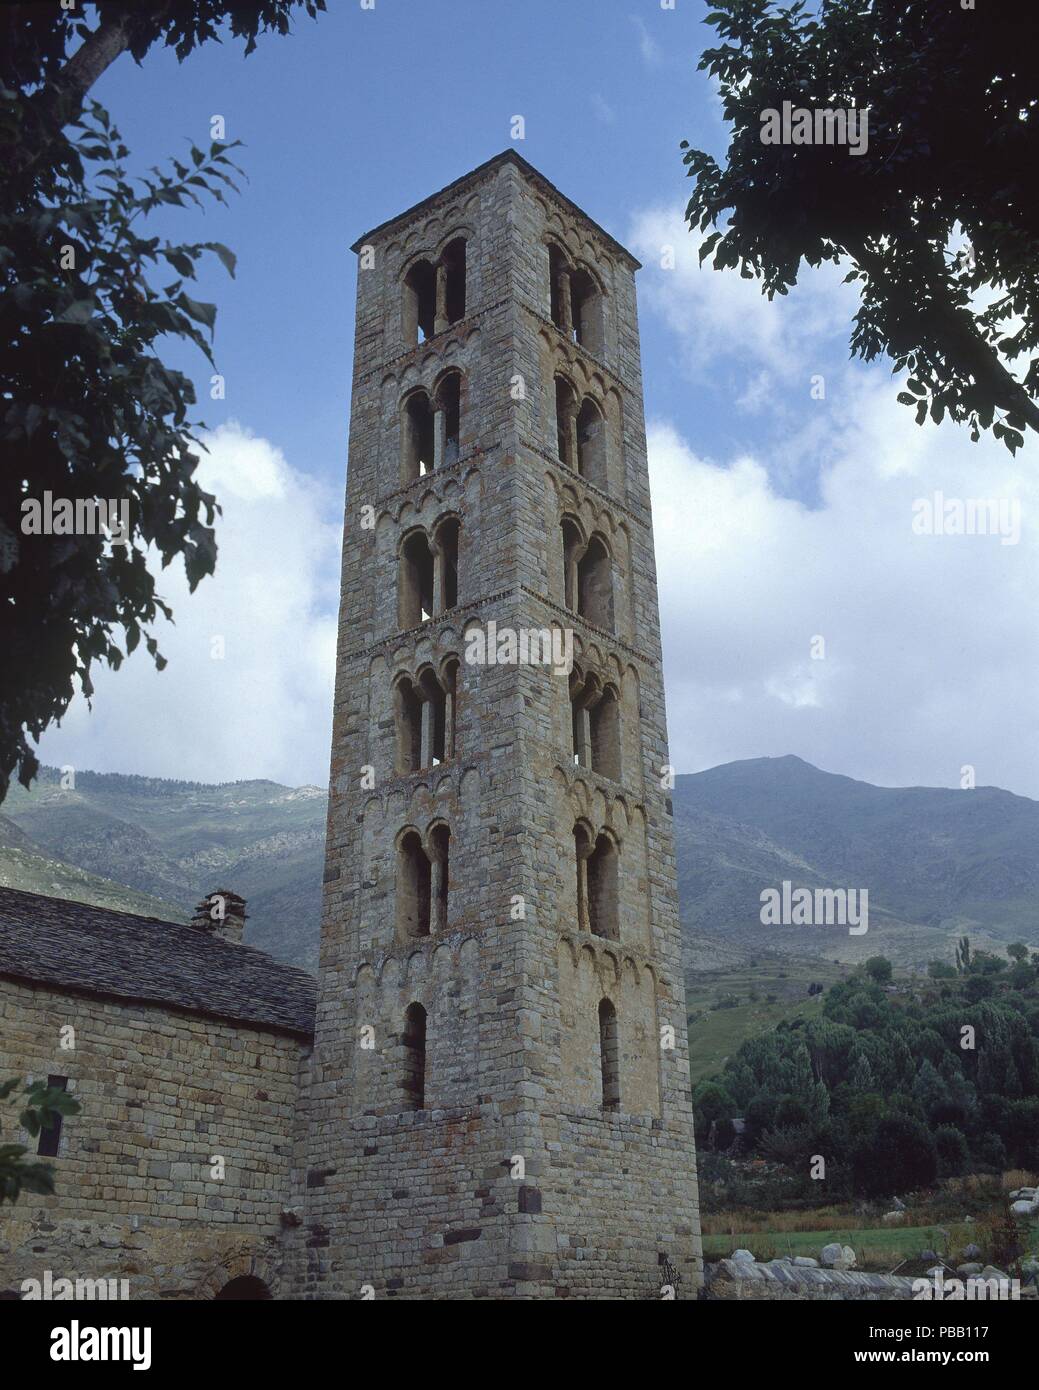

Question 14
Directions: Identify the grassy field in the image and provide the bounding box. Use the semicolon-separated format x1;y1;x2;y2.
701;1177;1039;1272
685;956;847;1086
701;1224;971;1269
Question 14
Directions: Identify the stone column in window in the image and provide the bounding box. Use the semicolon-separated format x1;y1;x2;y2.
433;408;446;470
576;839;591;934
431;537;443;615
420;697;434;769
578;705;592;768
557;267;573;337
445;682;455;759
563;399;579;470
430;857;443;929
434;260;449;335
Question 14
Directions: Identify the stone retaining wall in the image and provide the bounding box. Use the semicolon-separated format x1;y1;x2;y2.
705;1258;919;1300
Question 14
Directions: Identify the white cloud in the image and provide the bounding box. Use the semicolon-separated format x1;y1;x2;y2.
39;422;341;787
590;92;616;125
650;383;1039;796
629;203;854;389
632;17;662;67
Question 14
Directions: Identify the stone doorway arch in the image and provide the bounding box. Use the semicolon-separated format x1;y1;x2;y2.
196;1252;279;1301
215;1275;272;1300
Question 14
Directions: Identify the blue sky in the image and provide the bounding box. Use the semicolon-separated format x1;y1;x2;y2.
39;1;1039;798
93;0;731;479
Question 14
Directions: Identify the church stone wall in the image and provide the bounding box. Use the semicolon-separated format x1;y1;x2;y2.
0;977;306;1299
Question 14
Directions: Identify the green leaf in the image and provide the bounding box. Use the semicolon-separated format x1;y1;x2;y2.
56;300;95;325
177;294;217;333
201;241;237;278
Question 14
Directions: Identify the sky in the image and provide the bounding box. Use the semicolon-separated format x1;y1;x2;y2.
38;0;1039;798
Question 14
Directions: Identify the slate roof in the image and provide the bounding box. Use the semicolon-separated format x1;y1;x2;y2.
0;886;315;1039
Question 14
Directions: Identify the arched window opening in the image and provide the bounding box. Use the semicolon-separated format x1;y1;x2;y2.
576;397;607;488
577;535;613;631
399;531;435;628
442;238;467;326
555;376;578;468
561;517;583;611
403;259;436;345
435;372;462;467
397;830;431;938
436;516;460;612
586;833;619;940
415;669;446;768
571;268;604;355
429;823;450;932
570;674;620;780
402;391;435;482
402;1002;427;1110
589;686;621;781
598;999;620;1110
570;669;595;769
36;1074;68;1157
548;243;570;332
396;676;424;773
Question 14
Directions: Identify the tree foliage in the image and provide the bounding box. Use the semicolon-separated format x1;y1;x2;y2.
682;0;1039;452
693;959;1039;1198
0;1;326;805
0;1076;80;1204
1;105;241;803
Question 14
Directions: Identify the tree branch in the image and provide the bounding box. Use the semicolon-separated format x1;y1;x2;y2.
12;5;171;176
843;235;1039;436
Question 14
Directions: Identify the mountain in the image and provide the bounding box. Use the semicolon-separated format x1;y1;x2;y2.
673;755;1039;970
0;811;183;921
1;768;326;971
4;756;1036;977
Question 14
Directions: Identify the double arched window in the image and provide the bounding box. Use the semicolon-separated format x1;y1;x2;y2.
554;376;607;488
396;823;451;939
399;516;461;629
548;243;604;355
573;822;620;941
394;659;460;772
560;518;614;632
402;236;467;345
400;371;464;484
570;667;621;781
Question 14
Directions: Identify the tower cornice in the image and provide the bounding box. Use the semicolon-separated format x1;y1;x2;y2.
350;149;641;272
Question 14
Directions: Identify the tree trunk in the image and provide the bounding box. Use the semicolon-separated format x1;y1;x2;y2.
10;6;168;176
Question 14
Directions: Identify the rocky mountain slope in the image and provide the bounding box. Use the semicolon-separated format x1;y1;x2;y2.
5;756;1036;976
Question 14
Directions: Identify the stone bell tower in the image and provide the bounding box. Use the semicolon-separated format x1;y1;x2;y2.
297;152;702;1299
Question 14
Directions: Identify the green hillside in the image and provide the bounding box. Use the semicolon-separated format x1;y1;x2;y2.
2;769;325;971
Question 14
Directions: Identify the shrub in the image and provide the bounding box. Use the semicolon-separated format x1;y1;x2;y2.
964;975;994;1003
852;1115;938;1197
864;956;893;984
714;1117;736;1151
692;1081;735;1141
934;1125;970;1178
